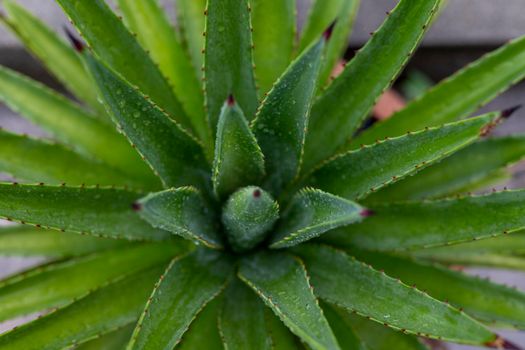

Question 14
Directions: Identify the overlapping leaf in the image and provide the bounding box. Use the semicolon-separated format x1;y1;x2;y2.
178;299;223;350
176;0;206;76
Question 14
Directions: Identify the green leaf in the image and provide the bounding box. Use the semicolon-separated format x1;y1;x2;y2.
400;70;434;101
128;249;232;350
294;244;495;345
177;0;206;76
2;0;102;116
307;113;501;201
218;279;271;350
0;183;170;241
0;243;182;323
368;136;525;202
326;190;525;251
270;188;363;249
265;308;303;350
321;303;368;350
0;129;145;188
0;225;126;258
298;0;360;89
0;267;164;350
357;251;525;329
137;187;222;249
415;253;525;271
252;36;325;195
55;0;191;129
0;66;156;185
204;0;258;132
332;308;428;350
250;0;296;94
178;299;223;350
75;325;134;350
238;252;340;350
85;54;210;190
212;97;265;199
117;0;210;148
302;0;442;171
353;34;525;147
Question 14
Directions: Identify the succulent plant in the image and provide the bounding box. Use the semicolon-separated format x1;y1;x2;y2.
3;0;525;348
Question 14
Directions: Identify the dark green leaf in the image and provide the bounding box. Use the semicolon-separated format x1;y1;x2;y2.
75;325;134;350
55;0;191;129
128;249;232;350
303;0;442;171
270;188;363;249
0;243;182;323
307;113;500;200
178;299;223;350
326;190;525;251
321;303;368;350
138;187;222;249
250;0;296;94
85;54;210;190
0;226;126;258
0;183;170;241
238;252;340;350
177;0;206;77
0;267;164;350
265;308;303;350
252;36;325;195
219;279;271;350
294;244;495;345
205;0;258;132
212;98;265;199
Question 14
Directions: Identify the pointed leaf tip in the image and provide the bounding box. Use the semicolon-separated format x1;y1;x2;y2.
63;26;84;52
502;105;522;119
131;202;142;212
360;209;375;217
253;188;262;198
227;94;235;107
323;21;337;41
485;336;522;350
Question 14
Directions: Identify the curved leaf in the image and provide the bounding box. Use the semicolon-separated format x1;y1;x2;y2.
218;279;271;350
85;54;210;190
0;243;182;323
0;267;164;350
250;0;296;94
205;0;258;132
303;0;442;171
128;249;232;350
238;252;340;350
0;183;170;241
252;35;325;195
326;190;525;251
321;304;368;350
176;0;206;76
265;308;303;350
294;244;495;345
178;299;223;350
55;0;191;129
137;188;222;249
75;325;134;350
307;113;501;200
270;188;363;249
212;97;265;199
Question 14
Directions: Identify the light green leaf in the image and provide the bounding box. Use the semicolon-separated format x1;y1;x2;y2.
0;267;164;350
415;253;525;271
303;0;442;171
178;299;223;350
0;129;144;188
250;0;296;94
270;188;363;249
218;279;271;350
294;244;495;345
0;226;126;258
321;303;368;350
0;243;183;323
354;34;525;147
265;308;303;350
0;183;170;241
75;325;134;350
307;113;501;200
326;190;525;251
2;0;103;116
238;252;340;350
357;251;525;329
138;187;222;249
204;0;258;132
55;0;191;129
212;97;265;199
368;136;525;202
128;249;232;350
85;54;210;190
117;0;210;148
252;36;325;195
177;0;206;76
0;66;156;185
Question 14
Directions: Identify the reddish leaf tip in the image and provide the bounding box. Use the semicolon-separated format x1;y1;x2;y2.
502;105;522;119
253;189;262;198
360;209;375;217
63;26;84;52
485;336;522;350
227;94;235;106
131;202;142;212
323;21;337;41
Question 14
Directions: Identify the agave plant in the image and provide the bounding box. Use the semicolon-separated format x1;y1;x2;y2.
3;0;525;349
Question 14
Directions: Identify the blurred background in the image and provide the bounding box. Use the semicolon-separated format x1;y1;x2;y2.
1;1;525;348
